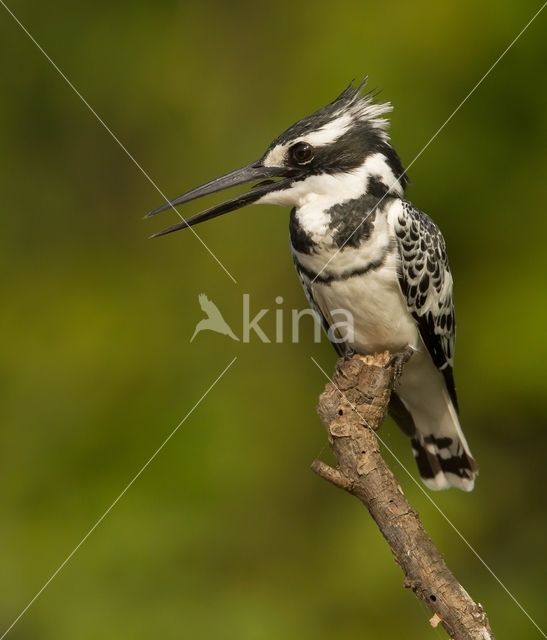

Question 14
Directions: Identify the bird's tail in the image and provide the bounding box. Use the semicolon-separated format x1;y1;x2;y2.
410;402;478;492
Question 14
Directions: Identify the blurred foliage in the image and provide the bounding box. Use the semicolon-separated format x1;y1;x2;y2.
1;0;546;638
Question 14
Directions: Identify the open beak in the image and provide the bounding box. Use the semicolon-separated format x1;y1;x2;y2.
146;161;296;238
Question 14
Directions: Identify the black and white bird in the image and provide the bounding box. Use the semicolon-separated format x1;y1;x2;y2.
147;80;478;491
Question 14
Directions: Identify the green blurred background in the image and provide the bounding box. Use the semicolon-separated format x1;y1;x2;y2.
1;1;546;638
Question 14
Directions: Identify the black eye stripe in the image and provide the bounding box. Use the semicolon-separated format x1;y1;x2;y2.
289;141;314;165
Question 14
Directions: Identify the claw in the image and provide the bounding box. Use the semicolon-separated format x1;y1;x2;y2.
335;347;357;377
387;346;414;386
343;346;357;360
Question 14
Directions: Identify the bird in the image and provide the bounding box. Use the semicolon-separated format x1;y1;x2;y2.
146;78;478;491
191;293;239;342
190;293;239;342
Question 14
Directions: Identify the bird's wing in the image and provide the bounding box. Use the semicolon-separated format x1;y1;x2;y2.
294;262;347;357
392;201;458;411
198;293;209;310
198;293;223;322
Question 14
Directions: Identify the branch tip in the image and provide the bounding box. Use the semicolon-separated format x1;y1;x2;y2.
310;460;351;489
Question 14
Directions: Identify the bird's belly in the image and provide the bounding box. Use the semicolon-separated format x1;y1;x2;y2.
313;265;418;354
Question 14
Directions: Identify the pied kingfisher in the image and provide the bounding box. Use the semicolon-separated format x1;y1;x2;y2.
147;79;478;491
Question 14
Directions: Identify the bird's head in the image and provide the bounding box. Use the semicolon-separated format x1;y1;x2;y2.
147;79;408;237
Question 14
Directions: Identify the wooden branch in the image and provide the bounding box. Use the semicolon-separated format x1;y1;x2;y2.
312;351;494;640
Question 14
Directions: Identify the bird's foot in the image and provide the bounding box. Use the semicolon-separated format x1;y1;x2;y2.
335;347;357;377
386;346;414;386
343;346;357;361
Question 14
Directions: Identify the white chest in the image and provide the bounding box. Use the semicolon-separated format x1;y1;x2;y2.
309;250;419;354
292;199;419;354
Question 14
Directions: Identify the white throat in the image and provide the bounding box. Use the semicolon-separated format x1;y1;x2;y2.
257;153;403;246
258;153;403;210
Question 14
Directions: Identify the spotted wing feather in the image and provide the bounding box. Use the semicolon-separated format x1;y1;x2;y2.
393;201;458;411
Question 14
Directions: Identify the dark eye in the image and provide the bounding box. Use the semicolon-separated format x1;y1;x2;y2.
289;141;314;165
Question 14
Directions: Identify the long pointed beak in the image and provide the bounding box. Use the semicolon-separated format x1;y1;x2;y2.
146;161;296;237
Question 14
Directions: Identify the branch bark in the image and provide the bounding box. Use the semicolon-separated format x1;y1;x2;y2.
312;351;494;640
